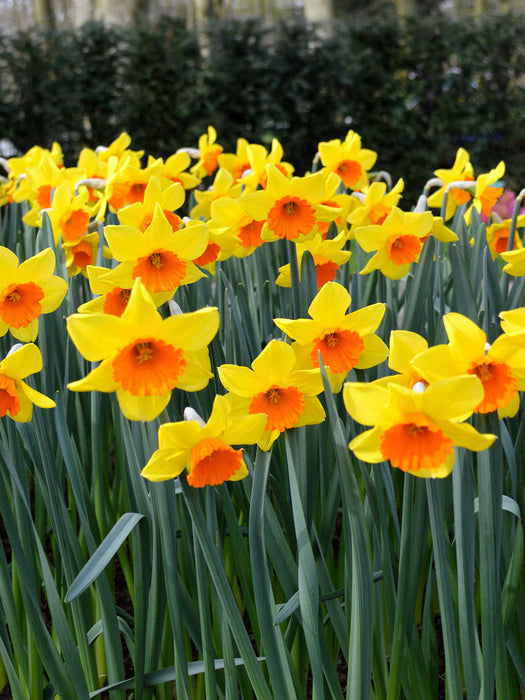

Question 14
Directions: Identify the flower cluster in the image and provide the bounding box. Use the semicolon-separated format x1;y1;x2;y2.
2;125;525;486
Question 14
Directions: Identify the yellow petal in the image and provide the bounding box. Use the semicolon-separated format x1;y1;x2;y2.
142;448;189;481
116;388;171;421
349;426;383;463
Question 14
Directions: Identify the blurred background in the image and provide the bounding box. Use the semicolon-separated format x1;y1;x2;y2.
1;0;524;205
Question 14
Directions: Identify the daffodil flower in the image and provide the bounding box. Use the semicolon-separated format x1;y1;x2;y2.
142;395;266;488
0;343;55;422
373;329;429;389
275;233;351;289
101;204;207;294
347;179;404;237
486;215;525;260
354;207;434;280
411;312;525;417
67;278;219;421
464;161;505;225
117;176;185;233
218;340;325;450
343;378;496;478
318;130;377;191
239;165;341;243
274;281;388;391
190;126;223;179
427;148;475;221
48;184;92;245
0;247;68;342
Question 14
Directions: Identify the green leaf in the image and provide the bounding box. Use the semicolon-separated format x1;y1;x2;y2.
65;513;144;602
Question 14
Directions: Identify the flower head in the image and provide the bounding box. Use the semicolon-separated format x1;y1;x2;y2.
275;232;351;289
274;281;388;391
218;340;325;450
354;207;434;279
427;148;475;221
343;377;496;478
141;395;266;487
0;247;68;342
318;130;377;191
240;165;341;243
0;343;55;422
67;278;219;421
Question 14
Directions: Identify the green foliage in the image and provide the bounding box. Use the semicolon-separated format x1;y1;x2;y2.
1;14;525;202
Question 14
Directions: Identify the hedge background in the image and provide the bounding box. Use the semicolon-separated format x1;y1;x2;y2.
1;12;525;205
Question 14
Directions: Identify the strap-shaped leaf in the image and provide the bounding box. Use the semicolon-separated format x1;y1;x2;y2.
65;513;144;602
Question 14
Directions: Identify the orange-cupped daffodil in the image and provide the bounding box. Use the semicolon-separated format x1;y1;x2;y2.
354;207;434;279
100;204;208;294
343;377;496;478
318;130;377;192
67;278;219;421
141;394;266;488
218;340;325;450
240;165;341;243
274;281;388;391
275;232;351;289
0;247;68;342
0;343;56;422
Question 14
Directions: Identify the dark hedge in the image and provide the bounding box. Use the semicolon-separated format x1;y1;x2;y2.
1;13;524;205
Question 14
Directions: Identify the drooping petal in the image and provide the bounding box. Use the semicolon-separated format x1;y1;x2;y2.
116;388;171;422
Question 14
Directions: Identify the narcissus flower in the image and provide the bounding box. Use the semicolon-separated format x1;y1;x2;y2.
274;281;388;391
67;278;219;421
117;177;184;233
0;343;55;422
239;139;294;191
374;330;429;389
275;232;351;289
0;247;68;342
354;207;434;279
208;197;265;258
343;378;496;478
218;340;325;450
63;231;100;278
347;179;404;238
47;184;92;244
240;165;341;243
427;148;475;221
411;312;525;417
486;216;525;260
318;130;377;191
152;152;201;191
190;126;223;178
464;161;505;225
100;204;207;294
141;395;266;487
190;168;242;221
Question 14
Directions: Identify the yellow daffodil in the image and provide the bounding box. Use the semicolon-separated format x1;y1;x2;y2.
63;231;100;278
354;207;434;279
274;281;388;391
208;197;265;258
0;247;68;342
153;151;201;190
318;130;377;191
67;278;219;421
217;137;252;182
190;168;242;221
239;139;294;191
95;132;144;164
464;161;505;225
13;154;84;228
316;171;356;239
47;184;92;245
347;179;405;238
0;343;55;422
142;395;266;487
411;312;525;417
343;378;496;478
117;177;185;233
427;148;475;221
190;126;223;179
218;340;325;450
486;216;525;260
100;204;208;294
240;165;341;243
275;232;351;289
